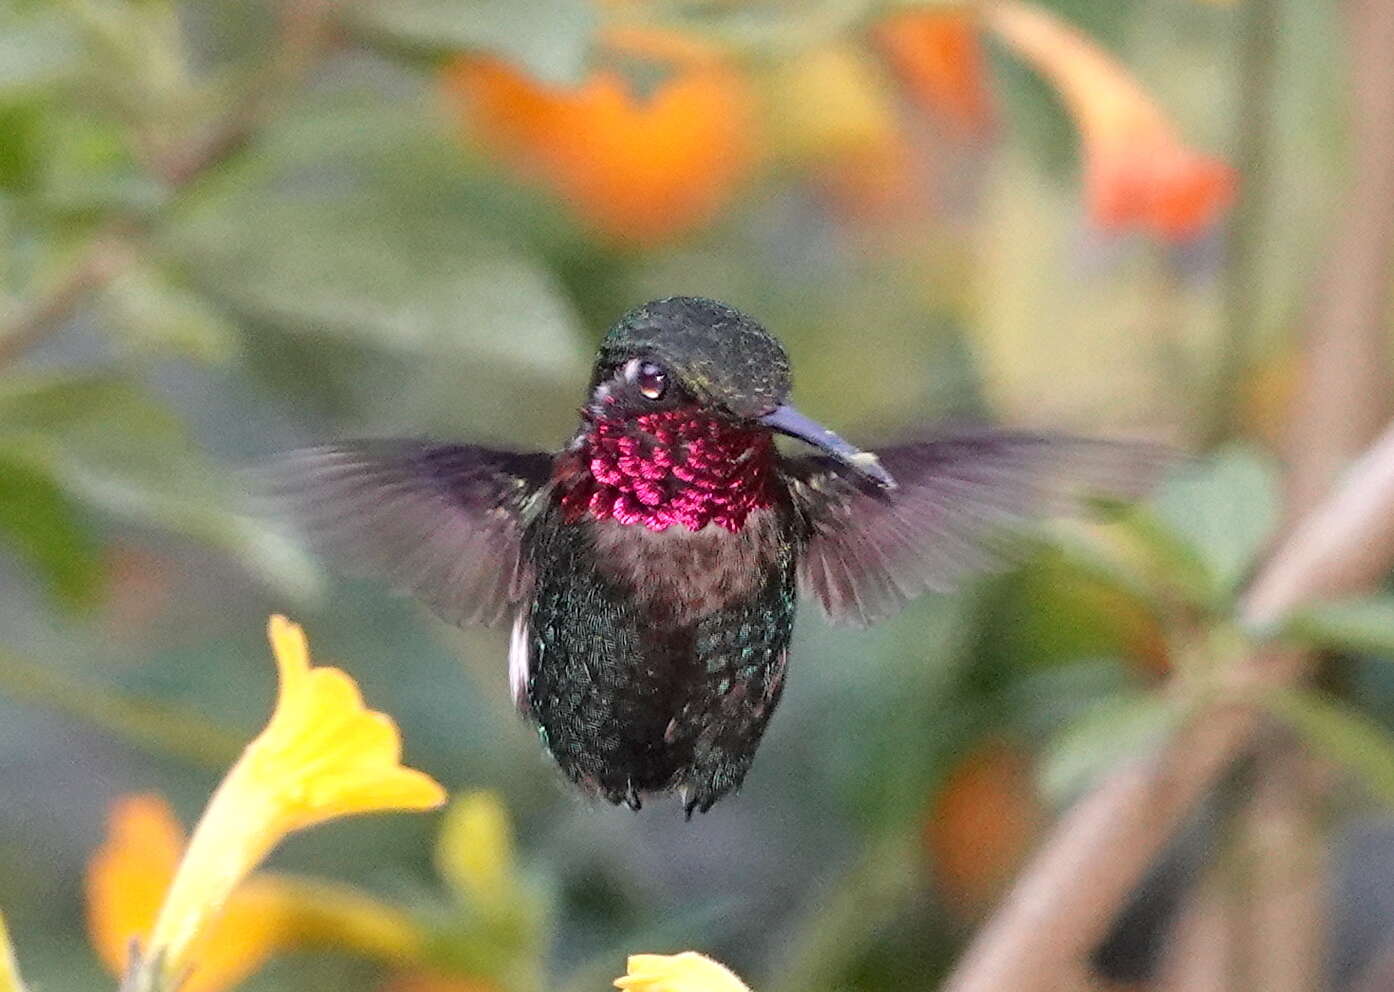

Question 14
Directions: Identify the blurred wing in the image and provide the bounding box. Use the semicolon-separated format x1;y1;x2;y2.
261;441;554;627
786;432;1171;626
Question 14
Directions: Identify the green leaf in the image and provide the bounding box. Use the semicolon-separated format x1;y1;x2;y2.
167;185;589;440
351;0;598;84
35;109;161;214
0;104;43;195
764;834;922;992
1263;688;1394;805
1005;657;1136;738
0;374;317;596
1284;596;1394;659
0;8;81;99
102;264;242;364
170;194;584;363
1040;690;1186;801
193;213;576;365
1045;524;1172;607
1143;445;1280;603
0;452;103;609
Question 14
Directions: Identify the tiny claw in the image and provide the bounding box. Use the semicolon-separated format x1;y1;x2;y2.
624;782;643;811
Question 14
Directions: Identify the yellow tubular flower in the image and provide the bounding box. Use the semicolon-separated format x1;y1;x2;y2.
435;791;516;912
615;953;752;992
0;913;27;992
140;615;445;988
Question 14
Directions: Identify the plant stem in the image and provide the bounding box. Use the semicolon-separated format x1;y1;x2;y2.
1211;0;1279;447
0;650;243;769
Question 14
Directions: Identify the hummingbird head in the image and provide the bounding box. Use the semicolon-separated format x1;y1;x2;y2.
587;297;895;489
591;296;792;421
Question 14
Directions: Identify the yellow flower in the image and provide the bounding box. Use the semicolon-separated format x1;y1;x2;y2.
0;912;27;992
132;615;444;988
615;952;752;992
87;793;425;992
435;791;516;912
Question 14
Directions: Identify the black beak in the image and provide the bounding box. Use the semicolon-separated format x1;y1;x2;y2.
759;404;896;489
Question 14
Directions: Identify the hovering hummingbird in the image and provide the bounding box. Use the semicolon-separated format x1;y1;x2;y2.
270;296;1162;816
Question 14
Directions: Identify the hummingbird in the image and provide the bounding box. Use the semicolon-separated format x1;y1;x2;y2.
268;296;1162;816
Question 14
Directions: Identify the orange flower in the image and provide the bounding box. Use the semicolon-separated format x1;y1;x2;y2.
873;9;995;135
766;42;920;223
442;29;756;246
86;795;286;992
87;793;425;992
986;0;1235;239
922;739;1041;918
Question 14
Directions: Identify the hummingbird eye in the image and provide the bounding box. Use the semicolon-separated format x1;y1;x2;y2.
628;359;668;401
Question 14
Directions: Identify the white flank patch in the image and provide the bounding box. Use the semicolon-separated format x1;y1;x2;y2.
508;613;530;711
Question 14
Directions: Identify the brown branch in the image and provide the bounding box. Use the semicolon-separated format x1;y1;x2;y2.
1243;427;1394;629
942;418;1394;992
0;229;135;365
151;0;336;187
1234;0;1394;979
1154;861;1235;992
1212;0;1279;447
1283;0;1394;515
943;0;1394;985
1237;745;1325;992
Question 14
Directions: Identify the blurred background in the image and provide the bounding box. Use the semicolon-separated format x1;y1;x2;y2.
1;0;1391;989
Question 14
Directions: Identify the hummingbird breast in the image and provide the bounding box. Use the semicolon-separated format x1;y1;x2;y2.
521;493;799;814
588;507;785;625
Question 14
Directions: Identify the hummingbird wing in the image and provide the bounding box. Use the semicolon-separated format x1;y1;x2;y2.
261;441;554;626
785;432;1170;626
